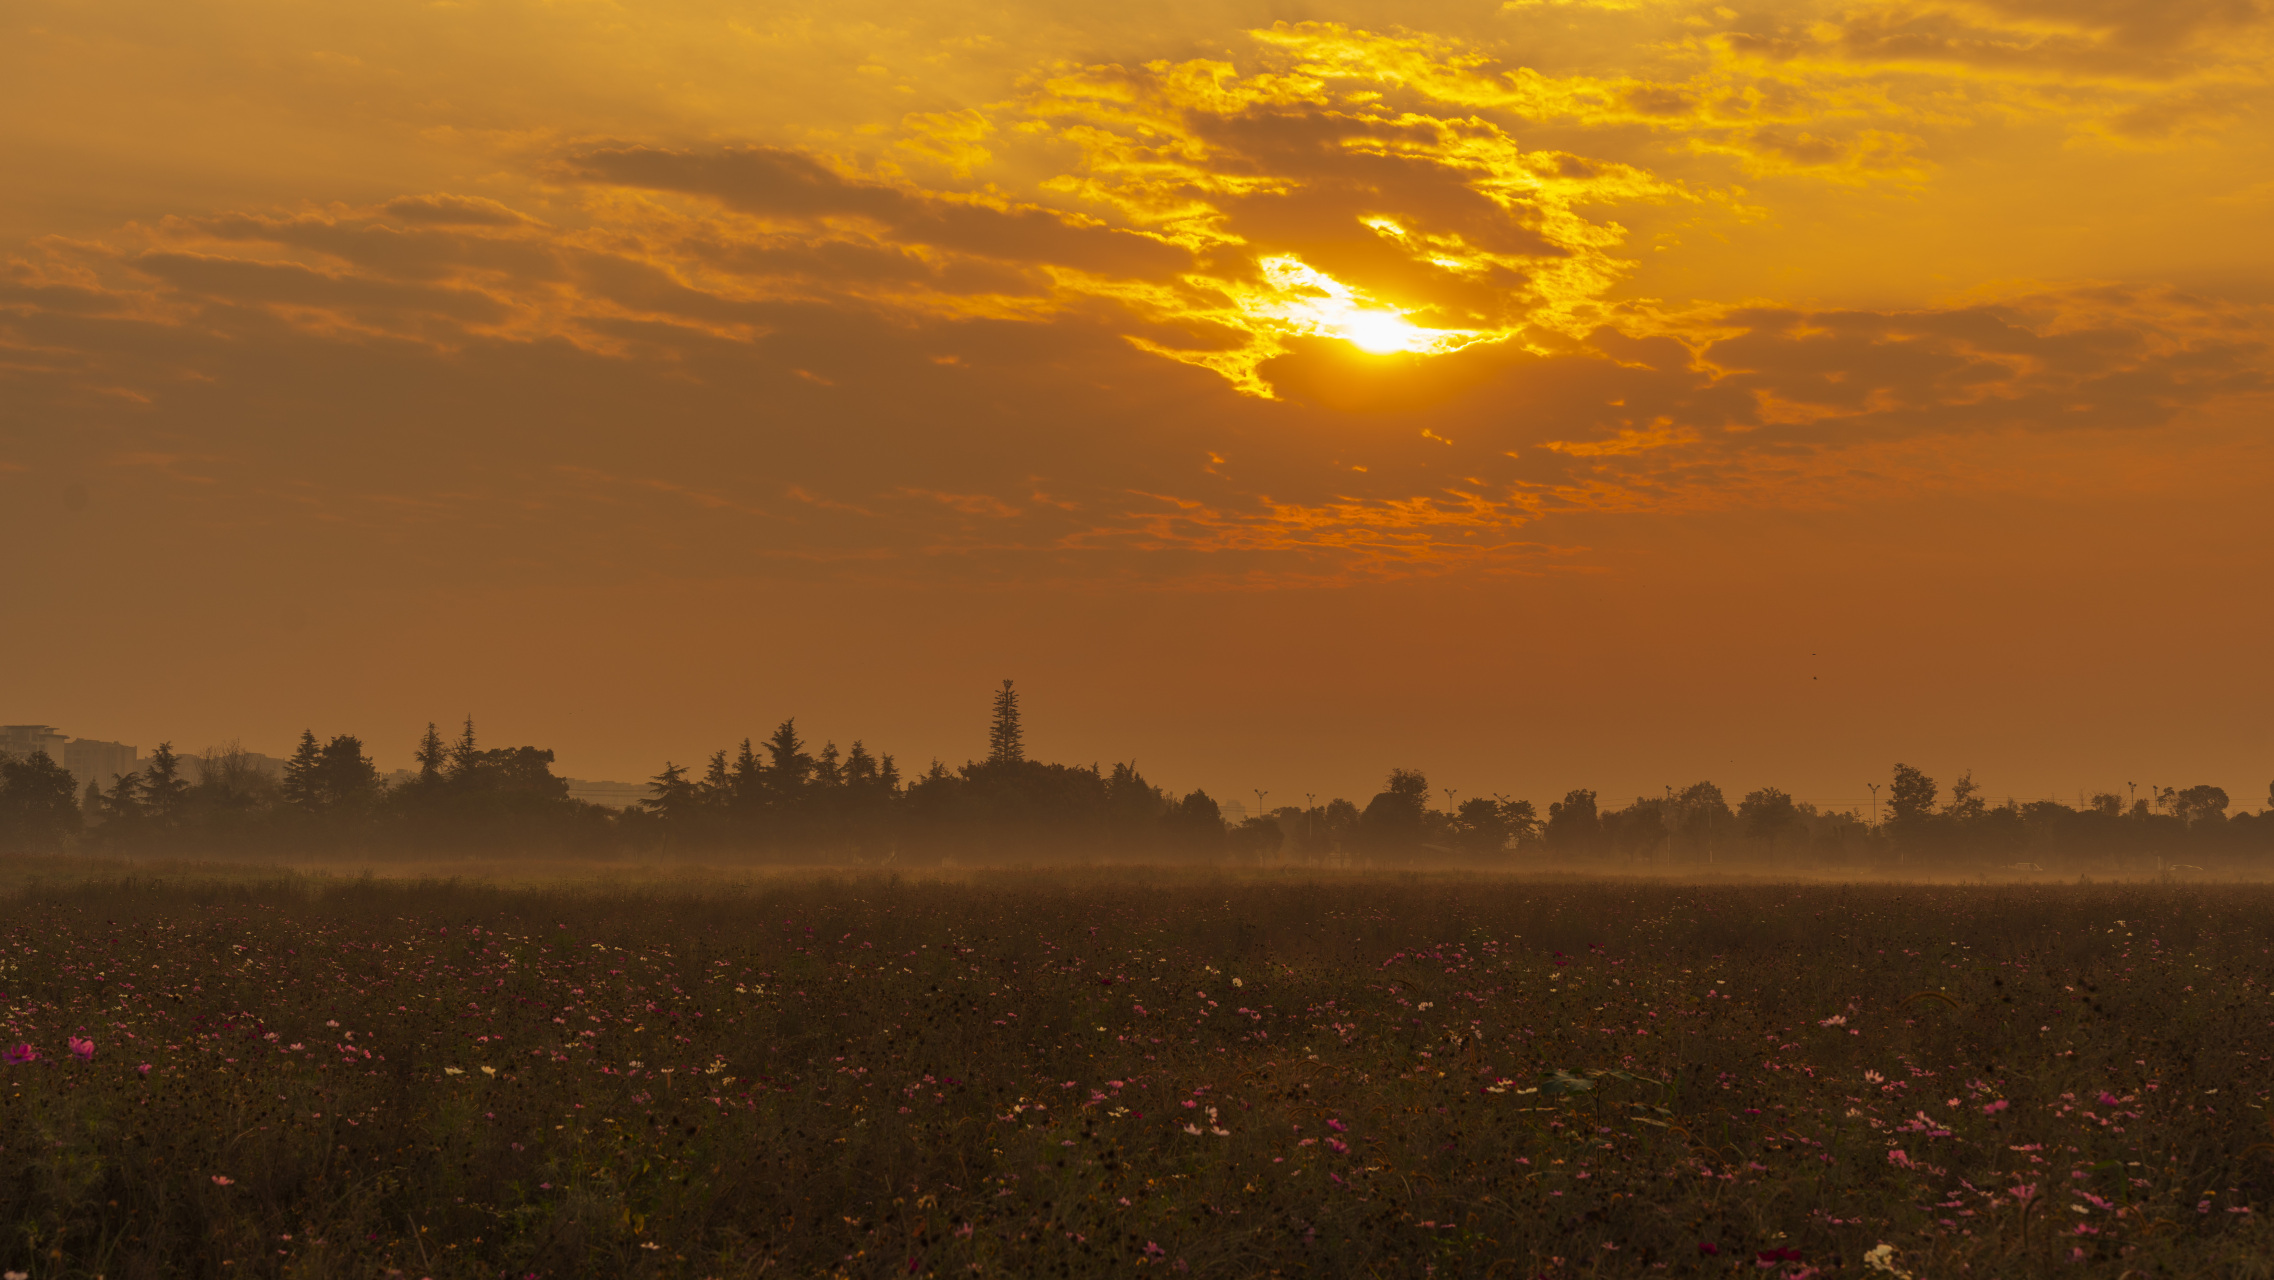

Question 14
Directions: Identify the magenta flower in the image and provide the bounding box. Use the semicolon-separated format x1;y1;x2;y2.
4;1043;37;1065
68;1037;93;1062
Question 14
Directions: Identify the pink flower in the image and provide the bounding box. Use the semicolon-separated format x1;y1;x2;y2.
3;1044;37;1065
1326;1118;1348;1132
136;1063;152;1076
68;1037;93;1062
211;1175;234;1186
1982;1099;2009;1114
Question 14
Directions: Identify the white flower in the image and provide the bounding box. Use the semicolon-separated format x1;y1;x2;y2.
443;1067;465;1076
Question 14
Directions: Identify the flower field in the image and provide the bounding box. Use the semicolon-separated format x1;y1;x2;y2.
0;868;2269;1278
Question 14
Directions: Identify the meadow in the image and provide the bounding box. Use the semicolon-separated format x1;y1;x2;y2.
0;863;2267;1278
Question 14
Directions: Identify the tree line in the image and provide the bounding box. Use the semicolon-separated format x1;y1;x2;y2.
1;685;2267;867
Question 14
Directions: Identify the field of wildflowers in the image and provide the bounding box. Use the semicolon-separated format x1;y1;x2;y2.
0;866;2268;1278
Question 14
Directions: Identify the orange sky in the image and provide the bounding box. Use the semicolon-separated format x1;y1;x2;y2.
4;0;2270;811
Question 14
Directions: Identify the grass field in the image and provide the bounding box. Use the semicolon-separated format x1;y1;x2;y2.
0;861;2268;1278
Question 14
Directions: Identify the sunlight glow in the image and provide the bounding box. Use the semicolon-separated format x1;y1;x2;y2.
1252;255;1480;357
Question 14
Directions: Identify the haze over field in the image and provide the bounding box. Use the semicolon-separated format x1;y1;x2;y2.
4;0;2270;804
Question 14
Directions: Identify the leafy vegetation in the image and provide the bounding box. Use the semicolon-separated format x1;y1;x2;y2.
0;869;2269;1277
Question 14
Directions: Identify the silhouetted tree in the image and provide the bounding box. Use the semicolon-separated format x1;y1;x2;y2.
988;680;1024;766
2172;785;2229;826
1545;789;1601;857
281;731;325;813
1945;771;1987;824
1230;816;1283;860
1739;787;1800;844
94;771;144;843
0;750;82;853
141;742;191;830
413;722;447;784
1358;769;1429;855
1671;782;1733;859
645;762;696;850
763;720;813;808
1167;789;1226;855
1451;796;1508;855
1886;764;1938;857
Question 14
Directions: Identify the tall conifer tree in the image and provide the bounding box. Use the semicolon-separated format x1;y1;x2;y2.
987;680;1024;765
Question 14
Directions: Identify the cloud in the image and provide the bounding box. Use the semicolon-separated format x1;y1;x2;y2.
380;195;545;228
4;14;2271;594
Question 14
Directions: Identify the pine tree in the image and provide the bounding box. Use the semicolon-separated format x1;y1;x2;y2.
763;719;812;800
413;722;446;784
282;729;325;813
315;735;379;816
141;742;190;825
99;771;144;828
645;762;695;820
987;679;1024;766
447;717;481;778
728;739;763;810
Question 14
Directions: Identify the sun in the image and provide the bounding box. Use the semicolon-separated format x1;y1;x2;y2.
1337;308;1429;354
1250;255;1478;358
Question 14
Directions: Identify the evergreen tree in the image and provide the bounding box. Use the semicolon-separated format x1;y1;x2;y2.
700;749;733;804
140;742;190;827
728;738;764;812
315;735;379;816
763;719;812;801
98;771;144;832
413;722;447;784
987;680;1024;765
645;762;696;825
281;730;325;813
447;717;481;778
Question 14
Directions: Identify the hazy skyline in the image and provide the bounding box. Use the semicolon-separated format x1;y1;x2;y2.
5;0;2269;808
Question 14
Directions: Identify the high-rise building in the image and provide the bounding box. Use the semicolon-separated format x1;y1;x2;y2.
64;738;140;790
1;725;71;763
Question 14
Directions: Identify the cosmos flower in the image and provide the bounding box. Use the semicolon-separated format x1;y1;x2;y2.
68;1036;93;1062
4;1044;37;1065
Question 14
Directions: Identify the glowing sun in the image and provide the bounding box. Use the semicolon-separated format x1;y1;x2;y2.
1253;255;1479;357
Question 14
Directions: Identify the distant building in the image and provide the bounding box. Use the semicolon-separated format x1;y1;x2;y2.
1;725;70;763
65;738;141;789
